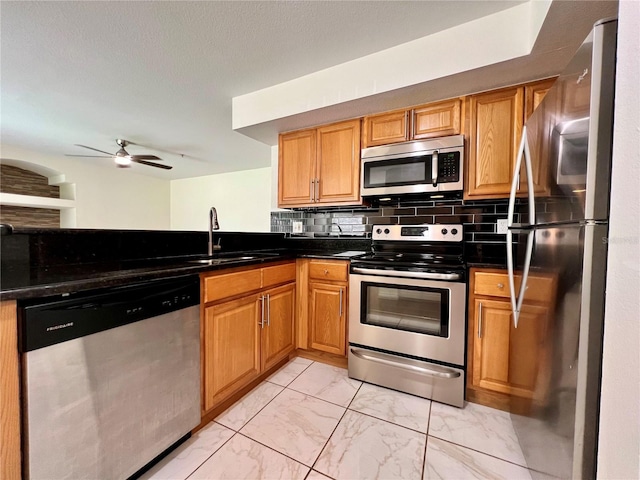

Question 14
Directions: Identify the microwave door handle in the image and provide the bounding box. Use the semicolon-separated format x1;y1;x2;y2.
432;151;438;187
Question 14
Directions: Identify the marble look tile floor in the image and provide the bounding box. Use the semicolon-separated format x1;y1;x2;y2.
142;358;544;480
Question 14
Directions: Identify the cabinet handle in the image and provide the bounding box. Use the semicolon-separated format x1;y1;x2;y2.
497;283;504;289
260;295;265;328
339;289;343;317
266;293;270;327
310;179;315;202
477;302;483;338
315;178;320;202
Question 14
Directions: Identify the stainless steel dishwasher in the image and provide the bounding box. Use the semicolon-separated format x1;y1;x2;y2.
19;276;201;480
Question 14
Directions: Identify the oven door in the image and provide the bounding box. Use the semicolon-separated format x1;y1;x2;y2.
349;270;466;367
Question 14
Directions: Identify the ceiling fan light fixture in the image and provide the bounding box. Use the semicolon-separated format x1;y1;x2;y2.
114;148;132;166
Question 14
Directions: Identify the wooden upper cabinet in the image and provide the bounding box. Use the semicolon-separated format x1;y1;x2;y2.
466;86;524;199
278;129;316;207
316;120;361;204
278;119;362;208
362;98;462;148
525;78;557;121
412;98;462;139
362;110;408;147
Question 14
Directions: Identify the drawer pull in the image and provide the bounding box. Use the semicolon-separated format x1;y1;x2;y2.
497;283;504;289
324;269;329;275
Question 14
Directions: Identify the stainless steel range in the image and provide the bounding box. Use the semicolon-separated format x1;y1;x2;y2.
348;224;466;407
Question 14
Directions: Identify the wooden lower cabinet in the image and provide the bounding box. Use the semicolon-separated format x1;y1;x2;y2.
309;281;346;356
0;300;21;480
296;259;349;361
201;262;296;415
471;298;550;400
261;283;296;371
203;295;261;411
467;268;556;411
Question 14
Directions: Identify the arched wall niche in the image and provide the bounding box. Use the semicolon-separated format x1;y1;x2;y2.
0;158;76;228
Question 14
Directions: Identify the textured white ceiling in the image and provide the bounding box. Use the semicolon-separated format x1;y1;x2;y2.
1;0;528;179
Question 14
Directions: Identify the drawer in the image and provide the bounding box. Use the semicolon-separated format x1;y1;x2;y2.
262;262;296;289
203;268;262;303
474;271;554;303
308;260;348;282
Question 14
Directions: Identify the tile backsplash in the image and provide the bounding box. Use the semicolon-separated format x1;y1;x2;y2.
271;198;519;244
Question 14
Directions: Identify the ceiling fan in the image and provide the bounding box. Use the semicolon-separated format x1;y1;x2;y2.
66;139;173;170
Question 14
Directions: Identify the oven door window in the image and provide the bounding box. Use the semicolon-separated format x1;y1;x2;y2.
361;282;449;337
363;156;429;188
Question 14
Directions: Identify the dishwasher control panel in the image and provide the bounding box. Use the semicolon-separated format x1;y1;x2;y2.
19;276;200;352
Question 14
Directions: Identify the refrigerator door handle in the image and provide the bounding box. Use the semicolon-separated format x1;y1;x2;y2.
506;229;519;324
507;126;537;228
508;230;535;328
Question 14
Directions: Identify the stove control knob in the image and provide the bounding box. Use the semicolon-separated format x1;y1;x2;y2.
451;228;458;235
441;228;448;235
384;228;390;234
376;228;382;234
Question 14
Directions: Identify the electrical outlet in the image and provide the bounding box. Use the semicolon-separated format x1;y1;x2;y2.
497;219;509;234
292;221;303;234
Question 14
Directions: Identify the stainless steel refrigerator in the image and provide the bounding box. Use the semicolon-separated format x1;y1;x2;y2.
505;18;617;480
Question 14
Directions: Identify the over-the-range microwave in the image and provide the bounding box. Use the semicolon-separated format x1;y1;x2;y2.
360;135;464;198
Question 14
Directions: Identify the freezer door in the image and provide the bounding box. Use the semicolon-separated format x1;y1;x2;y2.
516;19;616;226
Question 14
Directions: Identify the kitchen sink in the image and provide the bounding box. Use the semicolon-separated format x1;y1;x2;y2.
187;253;278;265
187;256;258;265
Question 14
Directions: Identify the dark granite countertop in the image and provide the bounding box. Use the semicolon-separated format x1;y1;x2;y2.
0;251;296;300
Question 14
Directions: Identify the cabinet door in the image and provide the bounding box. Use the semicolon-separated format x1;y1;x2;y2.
467;87;524;198
412;99;461;139
309;282;346;356
471;298;549;399
278;129;316;207
203;295;261;412
261;283;296;371
316;120;362;205
523;78;557;196
362;110;409;147
524;78;556;121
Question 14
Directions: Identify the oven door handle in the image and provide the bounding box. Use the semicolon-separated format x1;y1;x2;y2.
351;267;462;281
350;348;461;379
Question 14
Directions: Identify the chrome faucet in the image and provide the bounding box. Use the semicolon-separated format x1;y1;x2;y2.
208;207;221;256
330;222;343;234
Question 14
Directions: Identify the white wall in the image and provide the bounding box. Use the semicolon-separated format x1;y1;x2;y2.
0;144;171;229
232;1;551;129
597;1;640;478
170;167;271;232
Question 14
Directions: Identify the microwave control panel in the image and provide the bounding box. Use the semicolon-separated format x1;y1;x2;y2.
437;152;460;183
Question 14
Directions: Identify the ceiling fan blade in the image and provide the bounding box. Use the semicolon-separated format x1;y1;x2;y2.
133;159;173;170
74;144;115;156
131;154;162;161
65;154;112;158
